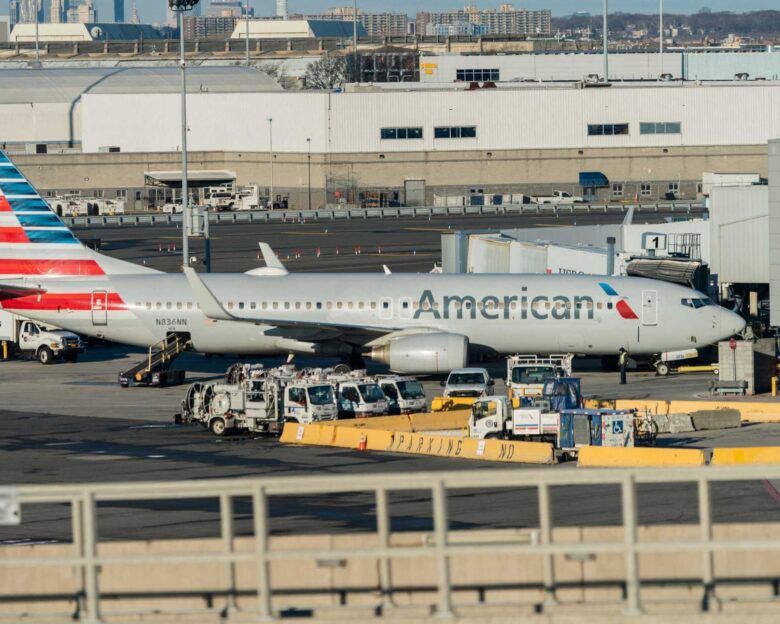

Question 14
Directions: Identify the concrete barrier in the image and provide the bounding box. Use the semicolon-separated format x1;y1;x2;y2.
584;399;780;424
690;409;741;430
431;396;478;412
280;423;553;464
578;446;706;468
711;447;780;465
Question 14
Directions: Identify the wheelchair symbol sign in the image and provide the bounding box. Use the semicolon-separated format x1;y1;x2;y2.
613;421;624;434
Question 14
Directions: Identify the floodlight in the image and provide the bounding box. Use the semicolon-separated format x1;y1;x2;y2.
168;0;200;11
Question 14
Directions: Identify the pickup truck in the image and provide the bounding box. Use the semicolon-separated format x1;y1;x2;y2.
1;315;84;364
442;367;494;398
531;191;585;205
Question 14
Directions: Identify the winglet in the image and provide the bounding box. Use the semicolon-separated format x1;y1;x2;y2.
183;267;235;321
259;243;288;274
383;264;392;275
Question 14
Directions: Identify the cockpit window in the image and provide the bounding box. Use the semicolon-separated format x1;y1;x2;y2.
681;297;714;309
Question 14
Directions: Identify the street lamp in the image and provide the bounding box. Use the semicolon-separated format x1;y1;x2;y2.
169;0;200;270
352;0;358;82
659;0;664;78
602;0;608;82
306;138;311;210
245;0;250;66
268;118;274;209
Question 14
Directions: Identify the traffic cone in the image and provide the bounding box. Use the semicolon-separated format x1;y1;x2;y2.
357;433;367;452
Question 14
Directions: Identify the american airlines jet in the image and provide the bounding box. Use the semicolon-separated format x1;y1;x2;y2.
0;152;745;374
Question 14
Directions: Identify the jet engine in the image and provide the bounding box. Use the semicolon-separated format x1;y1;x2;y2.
369;333;468;374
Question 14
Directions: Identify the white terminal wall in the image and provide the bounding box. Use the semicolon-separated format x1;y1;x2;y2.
81;83;780;154
708;185;769;284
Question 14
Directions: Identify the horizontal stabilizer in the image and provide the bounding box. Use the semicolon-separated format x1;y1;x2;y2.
0;281;47;300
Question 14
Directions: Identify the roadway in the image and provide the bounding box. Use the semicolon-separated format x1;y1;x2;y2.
73;210;681;274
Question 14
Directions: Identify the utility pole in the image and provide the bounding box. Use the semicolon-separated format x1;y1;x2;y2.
245;0;250;66
352;0;358;82
306;138;312;210
169;0;200;270
268;118;274;209
659;0;664;78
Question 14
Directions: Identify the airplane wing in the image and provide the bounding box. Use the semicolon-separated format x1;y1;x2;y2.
0;281;47;300
183;268;398;335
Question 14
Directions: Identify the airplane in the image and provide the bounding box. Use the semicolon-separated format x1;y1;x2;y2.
0;151;745;374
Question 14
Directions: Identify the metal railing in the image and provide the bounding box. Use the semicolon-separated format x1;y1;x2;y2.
2;465;779;621
65;202;704;228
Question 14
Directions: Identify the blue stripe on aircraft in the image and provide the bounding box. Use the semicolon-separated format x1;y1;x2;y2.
0;152;9;163
0;169;26;180
598;282;619;296
0;182;36;196
17;213;63;227
8;198;51;212
25;229;79;244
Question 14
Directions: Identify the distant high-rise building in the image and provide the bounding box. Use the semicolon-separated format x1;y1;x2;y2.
113;0;123;22
416;4;551;36
130;0;139;24
276;0;288;20
208;0;244;18
299;7;409;37
66;0;95;23
183;15;238;39
51;0;64;23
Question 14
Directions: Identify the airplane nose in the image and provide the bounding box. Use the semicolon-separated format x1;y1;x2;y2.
719;308;746;337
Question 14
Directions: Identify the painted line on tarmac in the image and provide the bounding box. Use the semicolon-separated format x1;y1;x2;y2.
762;480;780;505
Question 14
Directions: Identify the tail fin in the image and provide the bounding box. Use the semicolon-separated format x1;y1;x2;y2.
0;151;156;279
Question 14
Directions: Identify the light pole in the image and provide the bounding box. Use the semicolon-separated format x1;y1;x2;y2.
352;0;358;82
169;0;200;270
602;0;608;82
659;0;664;78
268;118;274;209
245;0;250;66
306;138;311;210
34;0;40;63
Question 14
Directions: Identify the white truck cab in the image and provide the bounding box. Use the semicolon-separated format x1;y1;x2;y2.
376;375;427;414
506;354;573;400
442;367;494;398
13;318;83;364
337;381;389;418
467;395;562;444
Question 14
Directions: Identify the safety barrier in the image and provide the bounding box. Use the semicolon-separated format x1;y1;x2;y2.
584;398;780;423
2;465;780;622
64;201;704;228
431;396;479;412
326;410;470;433
578;446;706;468
280;422;554;464
711;447;780;465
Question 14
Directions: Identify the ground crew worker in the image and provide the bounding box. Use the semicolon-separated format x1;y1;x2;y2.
618;348;628;385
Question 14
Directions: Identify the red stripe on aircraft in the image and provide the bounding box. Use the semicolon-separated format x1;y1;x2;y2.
0;197;11;212
616;300;639;320
0;227;29;243
0;259;105;276
1;292;127;311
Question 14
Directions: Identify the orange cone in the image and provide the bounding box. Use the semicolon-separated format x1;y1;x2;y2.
357;433;367;451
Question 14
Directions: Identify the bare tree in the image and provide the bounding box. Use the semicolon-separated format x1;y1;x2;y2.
260;61;289;87
302;54;349;90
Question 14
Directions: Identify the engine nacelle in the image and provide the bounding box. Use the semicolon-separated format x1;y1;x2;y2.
369;333;468;374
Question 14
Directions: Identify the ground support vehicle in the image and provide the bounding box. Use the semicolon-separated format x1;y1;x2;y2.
330;369;389;418
0;311;83;364
179;364;337;436
442;367;494;400
531;190;584;205
506;354;573;400
652;349;719;376
375;375;427;414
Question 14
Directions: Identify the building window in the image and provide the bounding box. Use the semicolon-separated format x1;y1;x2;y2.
455;68;499;81
640;183;652;197
434;126;477;139
640;122;681;135
612;183;624;198
587;123;629;136
380;127;423;140
116;189;127;200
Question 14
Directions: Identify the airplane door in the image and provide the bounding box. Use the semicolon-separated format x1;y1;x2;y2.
91;290;108;326
641;290;658;326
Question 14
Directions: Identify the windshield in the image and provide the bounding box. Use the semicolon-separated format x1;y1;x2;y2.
447;372;486;385
358;383;387;403
512;366;557;384
681;297;715;309
307;385;334;405
397;380;425;399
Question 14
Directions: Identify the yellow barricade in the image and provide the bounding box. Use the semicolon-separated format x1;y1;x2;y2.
431;396;478;412
280;423;553;464
583;399;780;423
711;447;780;465
408;410;470;432
578;446;706;468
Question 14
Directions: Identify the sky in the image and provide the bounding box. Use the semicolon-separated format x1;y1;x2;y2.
16;0;780;26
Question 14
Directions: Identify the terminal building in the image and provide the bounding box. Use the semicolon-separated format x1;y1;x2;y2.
1;66;779;210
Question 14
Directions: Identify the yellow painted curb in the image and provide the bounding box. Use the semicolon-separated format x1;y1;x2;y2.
583;399;780;423
280;423;553;464
578;446;706;468
711;447;780;465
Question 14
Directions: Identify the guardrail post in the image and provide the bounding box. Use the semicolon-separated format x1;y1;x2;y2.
621;475;642;615
698;478;720;611
432;480;453;618
71;498;86;617
537;482;557;607
252;486;273;621
220;493;238;616
81;491;102;624
375;487;394;608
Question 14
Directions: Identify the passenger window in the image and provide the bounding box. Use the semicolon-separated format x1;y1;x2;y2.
327;302;333;309
135;301;141;309
237;302;244;310
187;302;193;310
166;302;172;310
317;302;323;310
156;302;162;309
295;302;301;310
306;302;312;310
284;302;290;310
337;302;343;310
227;302;234;310
358;301;365;310
262;302;268;310
348;302;354;310
607;302;613;310
371;302;377;309
146;302;152;310
250;302;256;310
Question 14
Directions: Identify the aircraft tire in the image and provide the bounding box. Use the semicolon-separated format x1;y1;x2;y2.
333;363;351;375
